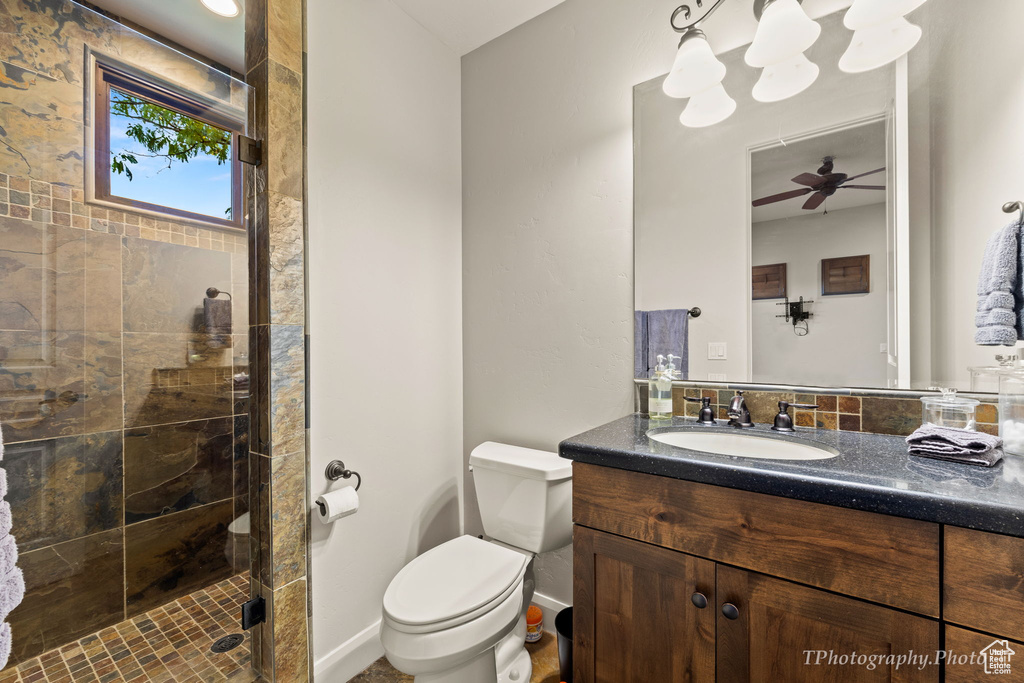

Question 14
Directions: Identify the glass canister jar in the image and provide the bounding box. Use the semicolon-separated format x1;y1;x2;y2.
920;388;979;431
999;370;1024;456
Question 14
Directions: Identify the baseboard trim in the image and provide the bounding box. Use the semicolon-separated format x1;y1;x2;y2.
531;591;570;635
314;619;384;682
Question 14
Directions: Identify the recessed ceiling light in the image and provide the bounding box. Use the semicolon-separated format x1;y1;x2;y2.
201;0;239;18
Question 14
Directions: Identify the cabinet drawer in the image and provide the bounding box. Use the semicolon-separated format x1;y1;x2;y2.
945;527;1024;642
573;463;940;616
945;626;1023;682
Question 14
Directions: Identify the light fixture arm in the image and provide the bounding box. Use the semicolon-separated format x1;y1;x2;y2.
670;0;729;33
670;0;807;31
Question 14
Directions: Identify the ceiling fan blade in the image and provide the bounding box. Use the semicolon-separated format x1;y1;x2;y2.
802;192;827;210
791;173;825;187
752;188;814;207
843;167;886;182
841;185;886;190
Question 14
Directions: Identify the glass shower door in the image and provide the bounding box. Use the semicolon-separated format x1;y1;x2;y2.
0;1;253;679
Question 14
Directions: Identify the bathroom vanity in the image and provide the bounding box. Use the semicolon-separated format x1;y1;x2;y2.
560;416;1024;682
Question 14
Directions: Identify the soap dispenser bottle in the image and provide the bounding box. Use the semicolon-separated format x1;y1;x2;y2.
648;354;678;420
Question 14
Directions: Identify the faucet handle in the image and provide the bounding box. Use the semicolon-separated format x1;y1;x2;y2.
772;401;817;432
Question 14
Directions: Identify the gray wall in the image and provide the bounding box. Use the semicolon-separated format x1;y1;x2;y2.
461;0;855;605
752;203;890;387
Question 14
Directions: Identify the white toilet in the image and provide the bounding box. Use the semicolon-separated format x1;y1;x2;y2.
380;442;572;682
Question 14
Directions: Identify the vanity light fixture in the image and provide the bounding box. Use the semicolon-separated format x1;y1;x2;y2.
839;0;930;73
745;0;820;70
663;3;736;127
662;0;930;127
680;83;737;127
663;29;727;99
200;0;240;18
747;0;821;103
843;0;929;31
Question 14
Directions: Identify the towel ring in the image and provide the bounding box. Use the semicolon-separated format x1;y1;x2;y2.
1003;201;1024;225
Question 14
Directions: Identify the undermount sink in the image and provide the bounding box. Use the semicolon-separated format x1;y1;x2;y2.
648;430;838;461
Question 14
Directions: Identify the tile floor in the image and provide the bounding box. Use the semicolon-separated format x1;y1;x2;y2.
350;630;563;683
0;573;254;683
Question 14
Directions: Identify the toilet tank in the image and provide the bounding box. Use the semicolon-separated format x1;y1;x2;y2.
469;442;572;554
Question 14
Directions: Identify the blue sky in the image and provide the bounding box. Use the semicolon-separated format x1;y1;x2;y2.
108;90;234;220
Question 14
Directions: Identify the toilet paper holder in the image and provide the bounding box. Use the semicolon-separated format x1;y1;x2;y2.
325;460;362;491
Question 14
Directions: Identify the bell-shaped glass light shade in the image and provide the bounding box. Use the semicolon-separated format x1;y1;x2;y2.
663;32;727;99
844;0;929;31
839;15;922;73
752;52;820;103
745;0;821;68
680;84;737;128
201;0;240;17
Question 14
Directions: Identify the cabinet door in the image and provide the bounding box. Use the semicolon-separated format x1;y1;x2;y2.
945;625;1023;682
716;565;939;682
574;525;715;683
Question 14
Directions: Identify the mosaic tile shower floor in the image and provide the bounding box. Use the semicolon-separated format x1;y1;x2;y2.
350;630;562;683
0;574;255;683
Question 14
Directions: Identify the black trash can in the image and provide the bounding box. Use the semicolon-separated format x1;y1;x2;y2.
555;606;573;683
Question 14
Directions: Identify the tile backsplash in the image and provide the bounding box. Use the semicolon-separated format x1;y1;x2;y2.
635;381;999;437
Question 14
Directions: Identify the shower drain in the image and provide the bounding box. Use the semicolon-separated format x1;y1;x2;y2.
211;634;245;653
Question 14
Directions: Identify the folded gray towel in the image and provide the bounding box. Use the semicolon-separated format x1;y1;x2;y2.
975;221;1022;346
204;297;232;336
906;424;1004;467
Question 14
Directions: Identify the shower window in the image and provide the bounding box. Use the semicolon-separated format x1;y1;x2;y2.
90;57;245;229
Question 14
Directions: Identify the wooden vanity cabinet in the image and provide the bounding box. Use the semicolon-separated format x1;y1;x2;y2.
717;566;938;683
571;463;1024;682
574;526;716;682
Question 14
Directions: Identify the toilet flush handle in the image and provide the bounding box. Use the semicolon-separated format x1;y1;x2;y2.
325;460;362;490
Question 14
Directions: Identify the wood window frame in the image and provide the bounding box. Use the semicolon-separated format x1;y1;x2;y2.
91;58;245;231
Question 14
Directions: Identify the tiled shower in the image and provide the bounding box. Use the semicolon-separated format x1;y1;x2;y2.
0;0;252;670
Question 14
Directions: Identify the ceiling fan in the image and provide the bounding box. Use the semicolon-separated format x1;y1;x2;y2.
752;156;886;212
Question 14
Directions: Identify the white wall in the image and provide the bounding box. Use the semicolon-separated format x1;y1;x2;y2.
307;1;463;680
461;0;852;608
752;203;889;387
915;0;1024;386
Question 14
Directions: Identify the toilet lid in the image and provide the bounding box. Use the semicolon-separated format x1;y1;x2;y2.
383;536;528;628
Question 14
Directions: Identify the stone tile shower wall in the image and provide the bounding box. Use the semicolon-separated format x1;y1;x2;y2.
244;0;309;679
0;0;250;667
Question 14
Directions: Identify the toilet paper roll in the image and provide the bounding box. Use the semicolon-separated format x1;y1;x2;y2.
315;486;359;524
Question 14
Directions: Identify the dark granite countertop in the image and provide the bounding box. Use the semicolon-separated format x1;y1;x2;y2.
559;414;1024;537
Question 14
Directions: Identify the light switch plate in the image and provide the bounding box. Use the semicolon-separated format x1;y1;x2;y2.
708;373;728;381
708;342;727;360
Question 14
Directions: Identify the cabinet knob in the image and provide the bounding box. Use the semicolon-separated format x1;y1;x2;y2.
690;592;708;609
721;603;740;620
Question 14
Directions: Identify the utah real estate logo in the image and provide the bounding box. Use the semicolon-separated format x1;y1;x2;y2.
981;640;1015;675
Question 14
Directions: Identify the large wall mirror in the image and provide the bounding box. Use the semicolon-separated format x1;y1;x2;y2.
635;0;1024;393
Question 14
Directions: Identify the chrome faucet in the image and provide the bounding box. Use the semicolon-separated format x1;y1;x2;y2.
726;391;755;428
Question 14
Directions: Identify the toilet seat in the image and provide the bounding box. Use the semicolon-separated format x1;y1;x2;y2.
383;536;529;634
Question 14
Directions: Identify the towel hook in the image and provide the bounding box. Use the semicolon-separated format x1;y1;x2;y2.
206;287;232;300
1003;201;1024;225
